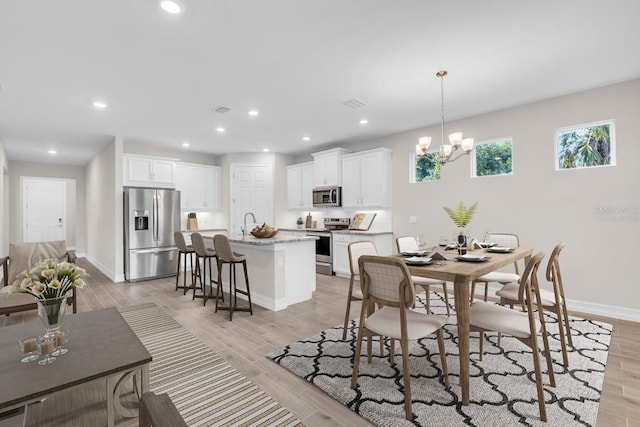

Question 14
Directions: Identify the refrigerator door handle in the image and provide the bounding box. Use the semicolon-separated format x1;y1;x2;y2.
154;192;159;242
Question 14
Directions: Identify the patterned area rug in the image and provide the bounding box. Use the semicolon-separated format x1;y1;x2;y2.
121;304;303;427
267;293;611;427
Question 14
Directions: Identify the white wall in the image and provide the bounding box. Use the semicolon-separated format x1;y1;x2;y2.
85;137;123;280
315;78;640;319
0;143;8;255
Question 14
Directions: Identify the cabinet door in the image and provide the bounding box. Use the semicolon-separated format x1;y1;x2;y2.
125;156;154;183
175;164;192;209
313;155;329;186
287;165;303;209
152;159;177;186
341;156;361;207
300;163;315;209
332;234;351;278
189;166;206;208
203;166;220;209
359;151;390;207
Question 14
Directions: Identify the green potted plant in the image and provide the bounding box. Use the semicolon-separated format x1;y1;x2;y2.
296;217;304;229
443;201;478;254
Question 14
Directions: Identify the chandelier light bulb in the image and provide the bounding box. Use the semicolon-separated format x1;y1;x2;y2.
448;132;463;146
461;138;475;152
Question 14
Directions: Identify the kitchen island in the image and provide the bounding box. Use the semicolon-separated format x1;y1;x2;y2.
192;232;317;311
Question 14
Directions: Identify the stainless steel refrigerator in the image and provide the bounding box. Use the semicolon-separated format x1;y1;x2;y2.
124;187;180;282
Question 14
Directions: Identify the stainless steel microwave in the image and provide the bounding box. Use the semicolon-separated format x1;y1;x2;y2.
312;186;342;208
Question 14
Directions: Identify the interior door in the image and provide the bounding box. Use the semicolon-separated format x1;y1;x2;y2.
22;178;66;243
230;163;273;234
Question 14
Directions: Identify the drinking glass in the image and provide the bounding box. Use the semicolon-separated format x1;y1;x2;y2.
19;337;40;363
416;234;427;250
37;336;57;365
52;330;69;356
438;236;449;248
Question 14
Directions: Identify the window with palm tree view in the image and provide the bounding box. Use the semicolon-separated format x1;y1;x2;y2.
472;138;513;177
556;121;615;170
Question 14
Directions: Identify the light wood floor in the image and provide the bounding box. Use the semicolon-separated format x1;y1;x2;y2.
2;259;639;427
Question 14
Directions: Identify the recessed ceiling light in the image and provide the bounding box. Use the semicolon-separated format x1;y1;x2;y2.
48;150;57;155
359;119;368;125
302;136;310;141
248;110;259;117
182;142;190;147
92;101;107;109
160;0;181;14
262;148;270;152
216;127;225;133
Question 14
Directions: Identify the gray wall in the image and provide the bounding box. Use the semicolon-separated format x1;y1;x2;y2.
334;78;640;317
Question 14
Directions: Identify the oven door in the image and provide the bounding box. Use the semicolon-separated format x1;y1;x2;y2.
308;232;332;264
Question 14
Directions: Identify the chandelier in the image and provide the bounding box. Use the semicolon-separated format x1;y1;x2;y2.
415;70;474;164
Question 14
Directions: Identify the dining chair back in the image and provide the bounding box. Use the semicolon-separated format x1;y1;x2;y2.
342;241;378;340
469;251;556;422
395;236;451;316
351;255;449;420
498;242;572;366
471;232;521;303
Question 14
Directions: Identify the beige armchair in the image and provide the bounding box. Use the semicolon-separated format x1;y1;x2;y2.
1;240;78;316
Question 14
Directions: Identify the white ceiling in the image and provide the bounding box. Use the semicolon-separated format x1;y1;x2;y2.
1;0;639;166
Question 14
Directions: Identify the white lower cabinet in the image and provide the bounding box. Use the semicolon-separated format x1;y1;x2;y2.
332;232;393;278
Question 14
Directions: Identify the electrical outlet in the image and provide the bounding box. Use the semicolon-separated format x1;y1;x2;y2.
409;216;417;224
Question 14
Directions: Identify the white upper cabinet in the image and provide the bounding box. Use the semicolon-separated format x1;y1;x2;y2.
341;148;392;208
123;154;177;188
287;162;314;209
311;148;351;187
175;163;221;210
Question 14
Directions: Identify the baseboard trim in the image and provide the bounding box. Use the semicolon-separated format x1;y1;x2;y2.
83;255;122;282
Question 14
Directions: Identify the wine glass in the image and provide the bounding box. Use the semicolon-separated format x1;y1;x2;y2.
416;234;427;251
37;336;57;365
52;330;69;356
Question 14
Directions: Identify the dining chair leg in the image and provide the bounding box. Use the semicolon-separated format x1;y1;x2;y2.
400;337;413;421
528;335;548;422
442;284;451;316
555;307;570;367
389;338;395;365
351;328;365;390
436;330;450;388
478;331;485;361
562;301;573;346
342;276;356;340
470;281;477;304
425;285;431;313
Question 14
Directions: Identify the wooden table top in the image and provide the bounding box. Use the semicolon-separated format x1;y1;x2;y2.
403;246;533;282
0;307;152;411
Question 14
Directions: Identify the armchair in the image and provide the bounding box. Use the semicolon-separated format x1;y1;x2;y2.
1;240;78;316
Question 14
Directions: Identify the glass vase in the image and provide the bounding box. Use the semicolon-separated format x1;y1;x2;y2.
37;296;67;339
457;229;468;255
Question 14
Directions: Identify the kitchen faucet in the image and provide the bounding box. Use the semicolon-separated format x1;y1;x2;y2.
242;212;256;238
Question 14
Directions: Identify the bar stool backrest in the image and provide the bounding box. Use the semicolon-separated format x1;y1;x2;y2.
190;233;209;257
174;231;190;252
213;234;236;262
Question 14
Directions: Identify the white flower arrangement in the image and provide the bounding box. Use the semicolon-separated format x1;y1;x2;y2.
11;259;88;300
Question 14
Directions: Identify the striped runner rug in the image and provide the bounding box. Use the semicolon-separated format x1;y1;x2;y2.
121;304;303;427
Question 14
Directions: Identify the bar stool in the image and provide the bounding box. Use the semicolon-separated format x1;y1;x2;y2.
173;231;195;293
190;233;221;306
213;234;253;320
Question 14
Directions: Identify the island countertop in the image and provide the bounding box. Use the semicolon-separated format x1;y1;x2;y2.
187;230;317;245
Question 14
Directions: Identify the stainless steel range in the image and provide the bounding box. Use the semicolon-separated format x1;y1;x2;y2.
307;218;350;275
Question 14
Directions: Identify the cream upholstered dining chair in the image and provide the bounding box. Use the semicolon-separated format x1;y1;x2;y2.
343;241;378;340
497;242;572;366
396;236;451;316
469;252;556;422
1;241;78;315
351;255;450;421
470;232;521;303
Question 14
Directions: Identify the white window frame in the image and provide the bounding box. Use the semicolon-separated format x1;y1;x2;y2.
471;137;514;178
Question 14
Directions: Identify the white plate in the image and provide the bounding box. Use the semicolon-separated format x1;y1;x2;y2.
404;256;433;265
456;254;489;262
401;250;427;256
487;246;514;253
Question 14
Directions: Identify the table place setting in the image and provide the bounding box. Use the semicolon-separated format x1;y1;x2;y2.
455;253;490;262
486;246;515;253
403;256;433;265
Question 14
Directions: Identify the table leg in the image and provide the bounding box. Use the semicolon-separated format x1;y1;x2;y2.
453;276;470;406
106;375;116;427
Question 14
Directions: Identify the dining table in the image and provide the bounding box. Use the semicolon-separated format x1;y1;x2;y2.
405;246;533;406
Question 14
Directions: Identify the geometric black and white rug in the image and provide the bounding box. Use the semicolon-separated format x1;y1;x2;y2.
267;293;611;427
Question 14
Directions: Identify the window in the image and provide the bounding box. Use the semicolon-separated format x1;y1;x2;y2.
411;152;441;182
472;138;513;177
555;120;615;170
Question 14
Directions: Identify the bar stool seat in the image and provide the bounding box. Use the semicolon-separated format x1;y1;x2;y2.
190;233;221;306
173;231;195;293
213;234;253;320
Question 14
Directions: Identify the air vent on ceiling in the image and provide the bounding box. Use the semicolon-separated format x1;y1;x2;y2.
342;98;366;109
213;105;231;114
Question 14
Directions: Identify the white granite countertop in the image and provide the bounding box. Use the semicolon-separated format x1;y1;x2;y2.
331;230;393;235
190;230;317;245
